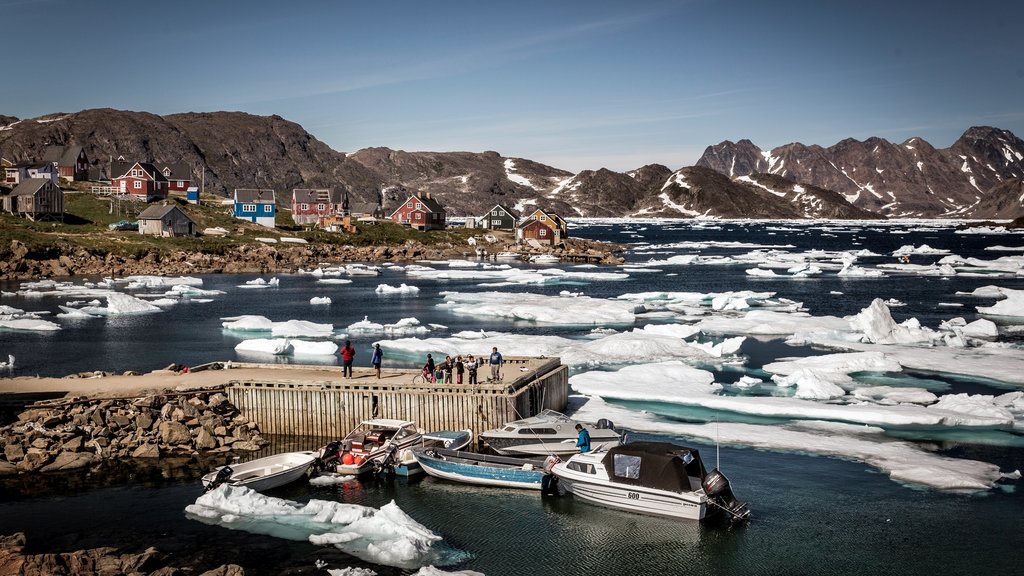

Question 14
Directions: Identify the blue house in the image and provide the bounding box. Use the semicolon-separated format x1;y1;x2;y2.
233;189;276;227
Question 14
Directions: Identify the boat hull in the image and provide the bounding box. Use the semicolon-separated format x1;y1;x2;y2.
202;451;316;493
413;448;548;489
557;475;707;520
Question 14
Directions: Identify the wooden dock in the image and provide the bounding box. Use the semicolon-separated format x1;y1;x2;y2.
224;356;568;444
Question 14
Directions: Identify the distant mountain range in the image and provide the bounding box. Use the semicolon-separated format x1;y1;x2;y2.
2;108;1022;219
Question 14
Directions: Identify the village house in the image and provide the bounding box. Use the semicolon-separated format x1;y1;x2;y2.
157;162;192;194
388;191;446;231
1;178;64;220
478;204;518;231
3;161;59;185
136;204;197;237
516;208;566;246
111;162;169;200
41;145;89;181
291;188;345;226
234;188;276;227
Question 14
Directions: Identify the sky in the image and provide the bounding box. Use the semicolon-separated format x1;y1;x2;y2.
2;0;1022;172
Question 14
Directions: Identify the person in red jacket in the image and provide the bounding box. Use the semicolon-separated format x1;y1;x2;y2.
340;341;355;378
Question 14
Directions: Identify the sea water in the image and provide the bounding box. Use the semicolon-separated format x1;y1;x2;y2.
1;220;1023;575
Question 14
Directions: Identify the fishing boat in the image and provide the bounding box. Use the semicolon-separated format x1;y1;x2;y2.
201;451;316;493
380;429;473;476
479;410;621;457
411;447;557;490
313;419;422;476
550;441;750;522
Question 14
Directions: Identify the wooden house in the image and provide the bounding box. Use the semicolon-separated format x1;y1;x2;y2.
157;162;191;194
234;189;276;227
480;204;518;231
41;145;89;181
291;188;344;225
388;191;446;231
2;178;64;220
516;208;566;246
5;162;59;185
521;208;567;237
136;204;197;237
112;162;169;200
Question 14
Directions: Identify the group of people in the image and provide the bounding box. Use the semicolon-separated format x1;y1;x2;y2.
421;347;504;384
338;341;384;379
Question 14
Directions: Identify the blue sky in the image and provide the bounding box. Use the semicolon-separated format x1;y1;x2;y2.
2;0;1022;171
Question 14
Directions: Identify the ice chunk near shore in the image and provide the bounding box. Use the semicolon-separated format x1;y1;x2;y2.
222;315;276;331
570;362;721;401
567;395;1008;492
81;292;162;315
977;288;1024;319
695;310;849;337
376;331;574;360
124;275;203;289
348;316;385;334
764;351;902;391
239;277;279;289
376;283;421;295
439;291;636;326
186;486;464;569
235;338;293;355
272;320;334;338
0;318;61;331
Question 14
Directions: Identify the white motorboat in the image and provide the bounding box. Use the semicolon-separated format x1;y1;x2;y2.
383;429;474;476
201;451;316;493
550;441;750;522
529;254;560;264
479;410;621;457
313;419;422;475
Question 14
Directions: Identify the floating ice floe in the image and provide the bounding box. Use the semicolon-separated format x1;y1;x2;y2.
694;310;848;337
348;316;430;337
0;318;61;331
185;485;465;569
764;351;903;399
239;277;280;289
221;315;333;338
376;284;421;295
404;266;628;285
80;292;163;316
849;298;943;345
567;395;1009;492
235;338;338;356
438;291;636;326
311;297;332;305
317;278;354;285
892;244;951;256
976;288;1024;319
124;275;204;289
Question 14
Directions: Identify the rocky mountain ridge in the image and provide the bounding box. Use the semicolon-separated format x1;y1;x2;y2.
2;109;1022;219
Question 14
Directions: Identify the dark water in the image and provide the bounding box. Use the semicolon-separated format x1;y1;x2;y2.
1;220;1023;575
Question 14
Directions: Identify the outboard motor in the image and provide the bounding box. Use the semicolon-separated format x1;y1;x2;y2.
374;445;400;476
596;418;614;430
315;441;344;472
702;468;751;522
204;465;234;492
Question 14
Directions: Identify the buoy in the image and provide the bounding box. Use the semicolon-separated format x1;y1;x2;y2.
341;452;355;465
354;455;366;465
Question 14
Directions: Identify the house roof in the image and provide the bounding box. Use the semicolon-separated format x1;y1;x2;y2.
401;194;444;213
350;202;381;215
485;204;518;218
235;188;276;203
292;188;342;204
111;160;132;179
112;162;168;182
10;178;55;196
158;162;190;180
137;204;194;221
41;145;84;166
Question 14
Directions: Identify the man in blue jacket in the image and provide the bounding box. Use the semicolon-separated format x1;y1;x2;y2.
575;423;591;453
488;347;503;382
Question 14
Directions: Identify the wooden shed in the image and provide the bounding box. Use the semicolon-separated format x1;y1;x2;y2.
2;178;64;220
137;204;197;237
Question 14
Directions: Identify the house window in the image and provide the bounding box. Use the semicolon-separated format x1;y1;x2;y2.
492;210;498;216
540;215;547;221
492;219;501;226
177;180;184;187
131;169;139;177
263;205;273;213
415;202;422;210
539;228;547;237
300;203;309;210
317;203;325;211
407;201;414;208
134;181;142;189
242;204;256;213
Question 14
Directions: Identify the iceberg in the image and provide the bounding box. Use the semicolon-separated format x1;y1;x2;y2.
376;284;421;295
311;297;333;305
849;299;942;345
81;292;163;316
185;485;464;569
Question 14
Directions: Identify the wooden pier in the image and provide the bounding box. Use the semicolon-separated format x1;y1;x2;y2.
225;356;568;444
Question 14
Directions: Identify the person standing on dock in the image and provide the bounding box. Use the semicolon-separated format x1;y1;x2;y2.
424;354;436;383
489;347;503;382
341;341;355;378
455;355;465;384
371;343;383;379
466;354;478;385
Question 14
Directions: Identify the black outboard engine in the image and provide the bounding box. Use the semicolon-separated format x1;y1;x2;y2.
596;418;614;430
205;465;234;492
315;441;343;472
374;445;400;476
702;468;751;522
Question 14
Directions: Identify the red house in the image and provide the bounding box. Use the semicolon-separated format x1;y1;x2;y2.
112;162;168;200
157;162;191;194
388;192;446;231
291;188;346;226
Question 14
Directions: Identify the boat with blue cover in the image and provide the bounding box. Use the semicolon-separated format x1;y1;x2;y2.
411;446;555;489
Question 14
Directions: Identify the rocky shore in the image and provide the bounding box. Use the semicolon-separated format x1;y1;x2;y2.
0;388;267;476
0;237;624;280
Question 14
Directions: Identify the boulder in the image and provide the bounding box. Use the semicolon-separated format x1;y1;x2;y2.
16;450;50;472
158;421;191;446
199;565;246;576
4;443;25;462
132;443;160;458
136;411;155;430
231;440;262;452
194;428;217;450
60;436;84;452
0;461;17;476
41;451;96;472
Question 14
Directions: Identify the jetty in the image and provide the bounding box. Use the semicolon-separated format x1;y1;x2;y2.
0;357;569;444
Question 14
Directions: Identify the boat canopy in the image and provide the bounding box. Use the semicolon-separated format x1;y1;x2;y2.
600;442;707;493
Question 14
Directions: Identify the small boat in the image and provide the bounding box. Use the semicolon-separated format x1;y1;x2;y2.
313;419;422;476
201;451;316;493
381;429;473;476
494;251;521;261
550;441;750;522
480;410;621;457
411;447;557;490
529;254;560;264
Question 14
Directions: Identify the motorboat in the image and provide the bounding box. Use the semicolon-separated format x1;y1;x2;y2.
529;254;560;264
381;429;474;476
480;410;621;457
550;441;750;522
201;451;316;493
313;419;422;476
411;446;557;490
